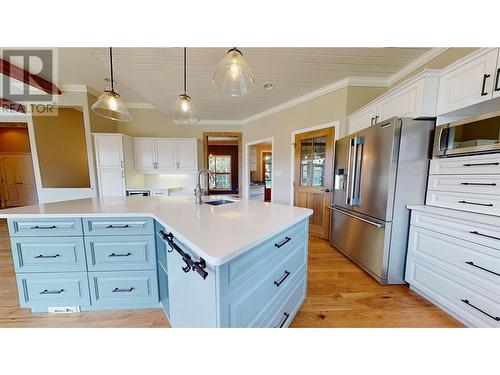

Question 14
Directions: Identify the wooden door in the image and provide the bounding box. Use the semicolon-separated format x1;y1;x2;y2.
294;127;334;239
16;154;38;205
0;155;37;207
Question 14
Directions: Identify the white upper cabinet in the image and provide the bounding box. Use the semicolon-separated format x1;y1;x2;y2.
97;170;126;197
175;140;197;171
133;138;157;172
133;138;198;173
348;104;381;134
156;139;176;170
436;49;499;115
94;134;124;170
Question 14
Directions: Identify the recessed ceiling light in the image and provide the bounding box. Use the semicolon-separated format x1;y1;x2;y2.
264;83;274;90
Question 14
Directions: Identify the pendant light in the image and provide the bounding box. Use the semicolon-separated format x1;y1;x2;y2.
213;48;255;97
172;47;200;124
91;47;132;122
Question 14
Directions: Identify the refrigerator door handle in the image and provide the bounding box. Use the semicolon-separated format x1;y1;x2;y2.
351;137;364;206
346;137;356;205
329;206;385;228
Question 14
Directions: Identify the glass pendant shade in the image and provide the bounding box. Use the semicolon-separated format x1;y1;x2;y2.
213;48;255;96
172;94;199;124
91;88;132;122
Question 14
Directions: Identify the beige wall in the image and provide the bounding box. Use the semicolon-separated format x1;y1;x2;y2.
32;108;91;188
87;93;118;133
0;126;31;153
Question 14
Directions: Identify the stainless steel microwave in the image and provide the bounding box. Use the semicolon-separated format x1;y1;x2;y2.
433;110;500;157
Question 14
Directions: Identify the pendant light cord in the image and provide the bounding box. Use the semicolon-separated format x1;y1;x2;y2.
183;47;187;95
109;47;115;93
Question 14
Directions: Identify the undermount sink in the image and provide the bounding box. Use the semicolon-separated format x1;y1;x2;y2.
204;199;235;206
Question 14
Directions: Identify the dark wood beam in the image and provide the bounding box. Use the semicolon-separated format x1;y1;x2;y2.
0;98;26;113
0;58;61;95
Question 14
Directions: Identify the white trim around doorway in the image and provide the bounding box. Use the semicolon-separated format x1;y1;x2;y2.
244;137;274;202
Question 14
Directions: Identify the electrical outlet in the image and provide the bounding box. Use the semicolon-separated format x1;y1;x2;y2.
48;306;80;313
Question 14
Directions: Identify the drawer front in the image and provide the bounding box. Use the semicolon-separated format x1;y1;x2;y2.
83;217;154;236
428;174;500;195
411;210;500;251
219;241;307;328
11;237;87;273
406;257;500;327
8;218;83;237
85;236;156;271
16;272;90;307
217;220;308;299
408;226;500;295
88;270;158;308
426;190;500;216
429;154;500;175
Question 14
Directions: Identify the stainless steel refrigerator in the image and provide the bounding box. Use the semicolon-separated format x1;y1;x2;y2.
330;117;434;284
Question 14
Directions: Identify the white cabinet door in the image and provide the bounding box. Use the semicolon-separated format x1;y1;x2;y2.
175;140;197;171
379;79;424;121
97;170;126;197
348;104;380;134
94;135;124;170
133;138;157;171
156;139;176;171
436;49;499;115
493;63;500;99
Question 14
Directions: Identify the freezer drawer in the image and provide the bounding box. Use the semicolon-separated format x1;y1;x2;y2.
330;207;389;283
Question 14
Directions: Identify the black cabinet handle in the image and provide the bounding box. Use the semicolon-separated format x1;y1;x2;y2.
494;68;500;92
465;261;500;277
461;299;500;322
109;252;132;257
481;74;491;96
460;182;497;186
30;225;56;229
106;224;129;228
40;289;64;295
458;200;493;207
275;237;291;248
112;287;134;293
469;230;500;241
463;162;499;167
34;254;60;259
275;312;290;328
274;270;291;287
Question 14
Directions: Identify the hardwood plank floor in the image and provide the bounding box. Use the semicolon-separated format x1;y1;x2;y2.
0;219;462;328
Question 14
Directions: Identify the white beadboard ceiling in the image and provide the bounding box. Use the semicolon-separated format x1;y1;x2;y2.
56;47;432;122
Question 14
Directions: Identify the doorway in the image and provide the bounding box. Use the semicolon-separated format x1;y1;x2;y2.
294;127;334;239
246;138;273;202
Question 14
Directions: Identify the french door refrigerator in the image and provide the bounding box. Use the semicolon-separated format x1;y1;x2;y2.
330;117;434;284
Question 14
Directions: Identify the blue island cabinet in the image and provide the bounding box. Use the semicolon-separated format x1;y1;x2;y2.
159;218;309;328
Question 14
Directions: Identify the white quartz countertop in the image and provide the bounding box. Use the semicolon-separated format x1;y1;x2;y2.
0;196;312;266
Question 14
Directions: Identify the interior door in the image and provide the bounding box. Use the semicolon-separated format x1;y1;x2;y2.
294;127;334;239
16;154;38;205
2;155;22;206
156;139;176;170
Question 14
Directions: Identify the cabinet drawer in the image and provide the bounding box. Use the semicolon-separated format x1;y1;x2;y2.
85;236;156;271
411;210;500;251
429;154;500;175
428;174;500;195
219;241;307;328
88;270;159;309
217;220;308;299
16;272;90;308
8;218;83;237
406;257;500;327
408;226;500;295
426;190;500;216
11;237;87;273
83;217;154;236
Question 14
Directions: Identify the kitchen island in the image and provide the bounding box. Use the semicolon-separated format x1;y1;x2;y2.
0;196;312;328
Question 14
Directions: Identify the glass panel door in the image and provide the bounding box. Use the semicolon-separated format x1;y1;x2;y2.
300;136;326;187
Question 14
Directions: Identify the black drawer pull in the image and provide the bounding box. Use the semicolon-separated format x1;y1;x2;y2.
463;162;499;167
461;299;500;322
34;254;60;259
275;237;291;248
274;270;291;287
109;252;132;257
112;287;134;293
465;261;500;277
481;74;491;96
458;200;493;207
495;68;500;92
30;225;56;229
106;224;129;228
460;182;497;186
469;230;500;241
40;289;64;295
275;312;290;328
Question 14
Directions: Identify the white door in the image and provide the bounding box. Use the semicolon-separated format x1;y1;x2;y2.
94;135;124;170
133;138;157;171
1;156;21;206
176;140;197;171
436;49;498;115
156;139;176;171
97;170;126;197
16;154;38;205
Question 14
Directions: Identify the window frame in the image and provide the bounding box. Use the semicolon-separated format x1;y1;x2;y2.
208;154;232;191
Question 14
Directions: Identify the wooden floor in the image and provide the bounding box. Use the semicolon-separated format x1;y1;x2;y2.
0;219;462;328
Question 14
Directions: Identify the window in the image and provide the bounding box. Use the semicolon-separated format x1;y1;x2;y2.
208;155;232;190
263;152;272;188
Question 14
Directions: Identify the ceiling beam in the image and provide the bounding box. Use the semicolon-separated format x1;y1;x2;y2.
0;98;26;113
0;58;61;95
